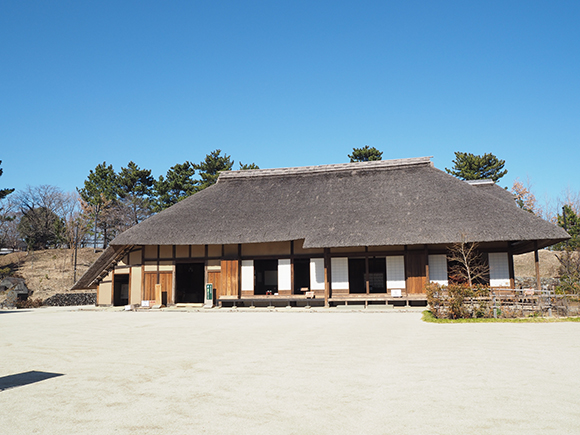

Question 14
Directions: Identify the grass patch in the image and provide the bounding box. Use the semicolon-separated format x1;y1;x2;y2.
422;310;580;323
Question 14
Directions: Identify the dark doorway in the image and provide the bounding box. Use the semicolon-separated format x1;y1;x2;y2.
176;263;205;303
255;259;278;295
113;274;129;306
348;259;366;294
294;258;310;293
369;258;386;293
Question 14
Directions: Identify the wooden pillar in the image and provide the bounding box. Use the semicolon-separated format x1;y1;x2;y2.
424;247;430;283
534;241;541;291
324;248;331;308
204;244;209;300
156;245;160;283
290;241;295;295
238;243;242;298
508;245;515;289
365;247;370;294
404;245;408;297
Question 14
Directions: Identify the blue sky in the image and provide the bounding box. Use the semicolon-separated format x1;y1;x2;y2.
1;1;579;209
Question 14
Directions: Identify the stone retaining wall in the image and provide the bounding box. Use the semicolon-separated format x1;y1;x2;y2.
43;293;96;306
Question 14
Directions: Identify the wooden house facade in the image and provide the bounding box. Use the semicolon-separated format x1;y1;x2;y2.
72;157;569;307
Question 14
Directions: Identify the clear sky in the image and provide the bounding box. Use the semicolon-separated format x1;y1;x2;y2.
1;1;579;210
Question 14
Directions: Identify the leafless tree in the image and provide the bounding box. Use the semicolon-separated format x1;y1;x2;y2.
0;196;21;250
448;235;489;288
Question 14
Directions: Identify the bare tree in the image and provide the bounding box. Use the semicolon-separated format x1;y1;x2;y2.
448;235;489;288
511;177;541;215
60;192;91;250
0;195;21;250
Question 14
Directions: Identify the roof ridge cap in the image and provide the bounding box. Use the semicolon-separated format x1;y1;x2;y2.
218;157;433;180
465;179;496;185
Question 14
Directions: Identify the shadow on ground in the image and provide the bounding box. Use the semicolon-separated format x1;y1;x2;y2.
0;371;64;391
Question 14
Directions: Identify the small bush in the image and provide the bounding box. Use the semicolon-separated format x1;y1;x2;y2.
0;266;11;279
16;298;43;309
426;283;490;319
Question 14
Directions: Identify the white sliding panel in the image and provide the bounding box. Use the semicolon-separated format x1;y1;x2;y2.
428;254;448;286
241;260;254;291
489;252;510;287
278;259;291;291
331;257;349;290
310;258;325;290
386;256;405;289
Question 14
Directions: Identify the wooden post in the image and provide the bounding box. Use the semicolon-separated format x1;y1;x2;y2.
365;247;370;295
508;246;515;289
424;247;430;283
290;241;295;295
155;284;162;305
534;241;541;291
324;248;330;308
238;244;242;299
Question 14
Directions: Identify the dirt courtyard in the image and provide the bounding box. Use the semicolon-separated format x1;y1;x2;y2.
1;307;579;434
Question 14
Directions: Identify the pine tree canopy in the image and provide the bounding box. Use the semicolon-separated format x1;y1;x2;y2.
239;162;260;170
153;162;198;212
0;160;15;201
445;152;507;182
193;149;234;190
117;161;154;198
556;205;580;250
348;146;383;163
77;162;118;206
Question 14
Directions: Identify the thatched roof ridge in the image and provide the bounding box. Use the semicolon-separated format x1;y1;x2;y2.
219;157;433;180
108;157;568;252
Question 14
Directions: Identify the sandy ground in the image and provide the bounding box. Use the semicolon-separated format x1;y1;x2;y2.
1;307;580;435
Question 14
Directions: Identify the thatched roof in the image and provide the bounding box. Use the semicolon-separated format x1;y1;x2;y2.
109;157;568;253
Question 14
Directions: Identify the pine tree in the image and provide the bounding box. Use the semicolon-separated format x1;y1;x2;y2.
153;162;198;212
0;160;14;201
193;149;234;190
117;161;155;226
556;205;580;250
348;146;383;162
77;162;118;249
239;162;260;170
446;152;507;182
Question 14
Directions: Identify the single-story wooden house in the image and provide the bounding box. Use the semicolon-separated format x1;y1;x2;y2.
73;157;569;307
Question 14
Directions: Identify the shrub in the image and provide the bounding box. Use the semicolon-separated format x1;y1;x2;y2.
0;266;11;279
426;283;492;319
16;298;43;309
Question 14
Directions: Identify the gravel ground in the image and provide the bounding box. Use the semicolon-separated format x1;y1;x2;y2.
1;307;579;435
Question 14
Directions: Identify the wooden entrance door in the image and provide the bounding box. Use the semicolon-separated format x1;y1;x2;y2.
220;260;239;298
143;271;173;304
406;252;427;294
159;272;173;305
